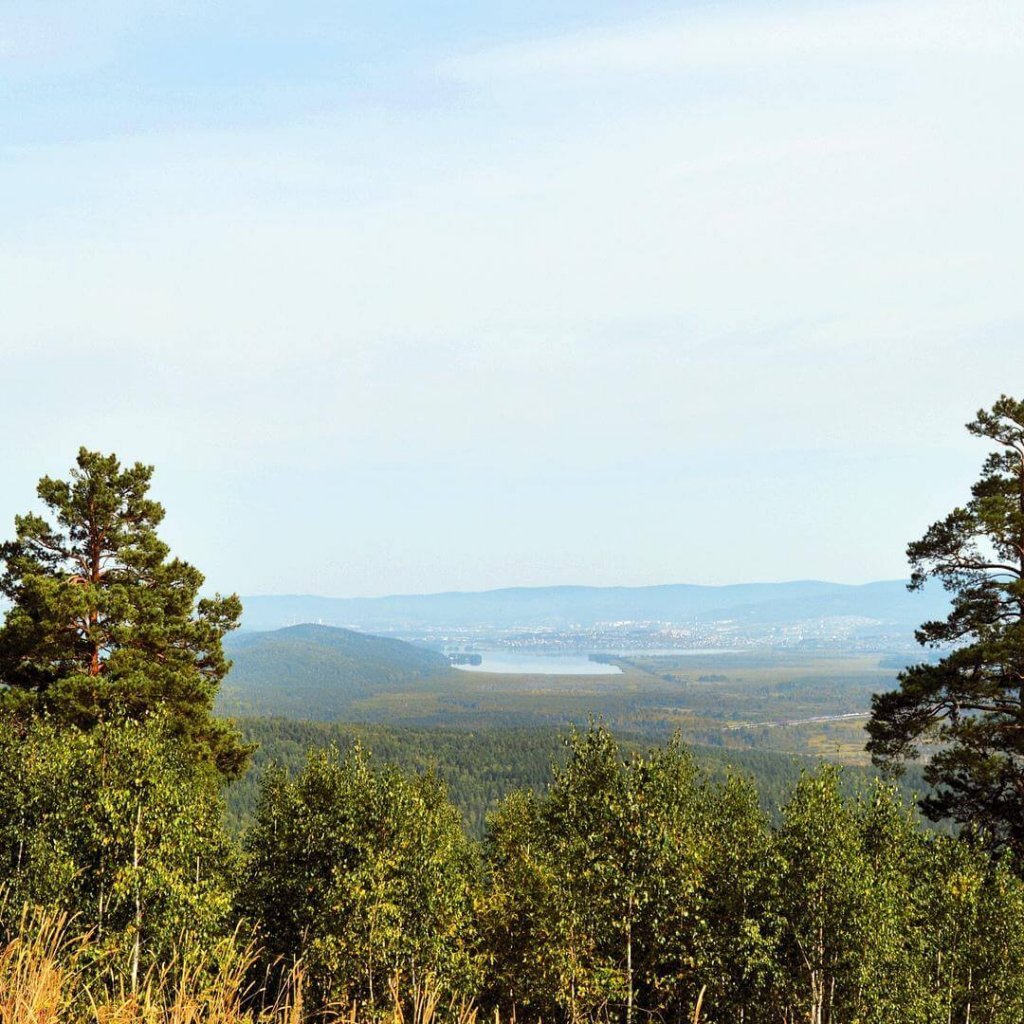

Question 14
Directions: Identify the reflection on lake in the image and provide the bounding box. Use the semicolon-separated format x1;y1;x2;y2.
452;652;623;676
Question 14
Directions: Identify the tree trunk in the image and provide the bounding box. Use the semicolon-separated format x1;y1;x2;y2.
88;500;103;676
131;801;143;992
626;892;634;1024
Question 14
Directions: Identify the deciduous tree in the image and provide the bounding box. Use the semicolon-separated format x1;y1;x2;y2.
0;714;237;985
239;745;480;1013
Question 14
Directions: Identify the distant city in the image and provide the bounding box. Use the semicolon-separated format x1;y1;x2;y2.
239;580;949;655
394;617;923;659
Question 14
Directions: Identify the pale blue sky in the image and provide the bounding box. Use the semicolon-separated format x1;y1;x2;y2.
2;1;1022;596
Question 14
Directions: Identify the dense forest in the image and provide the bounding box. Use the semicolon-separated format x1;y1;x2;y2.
225;716;933;836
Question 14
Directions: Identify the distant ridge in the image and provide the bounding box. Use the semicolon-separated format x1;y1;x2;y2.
239;580;950;634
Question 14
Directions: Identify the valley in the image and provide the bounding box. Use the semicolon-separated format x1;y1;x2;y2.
216;584;946;836
218;615;925;773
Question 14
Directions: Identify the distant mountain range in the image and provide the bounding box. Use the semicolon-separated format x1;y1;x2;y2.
239;580;950;635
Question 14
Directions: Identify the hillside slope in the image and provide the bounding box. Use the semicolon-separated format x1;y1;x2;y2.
218;624;451;719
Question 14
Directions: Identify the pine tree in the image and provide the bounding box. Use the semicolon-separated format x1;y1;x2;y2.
868;396;1024;856
0;448;249;778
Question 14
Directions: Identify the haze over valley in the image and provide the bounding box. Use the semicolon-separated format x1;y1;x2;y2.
239;577;951;650
220;577;952;774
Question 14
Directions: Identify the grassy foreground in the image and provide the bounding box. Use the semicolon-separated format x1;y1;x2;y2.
0;911;490;1024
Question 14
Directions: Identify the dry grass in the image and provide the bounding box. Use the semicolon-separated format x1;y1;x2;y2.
0;911;483;1024
88;937;261;1024
0;909;79;1023
2;914;715;1024
385;975;476;1024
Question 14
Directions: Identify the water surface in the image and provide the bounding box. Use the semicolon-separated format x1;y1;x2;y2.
452;652;623;675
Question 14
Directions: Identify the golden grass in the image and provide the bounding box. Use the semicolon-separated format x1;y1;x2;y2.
1;912;715;1024
88;937;260;1024
0;911;483;1024
0;909;80;1023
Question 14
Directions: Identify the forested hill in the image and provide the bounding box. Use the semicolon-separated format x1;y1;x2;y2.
219;624;449;719
239;579;951;632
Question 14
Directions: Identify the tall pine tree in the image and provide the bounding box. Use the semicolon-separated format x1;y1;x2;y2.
868;396;1024;856
0;448;249;778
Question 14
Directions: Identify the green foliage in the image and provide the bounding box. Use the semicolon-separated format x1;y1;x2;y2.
225;717;933;838
868;396;1024;856
0;448;248;778
238;744;480;1013
0;714;236;983
687;774;780;1019
481;725;778;1024
772;768;932;1022
480;725;1024;1024
3;714;1024;1022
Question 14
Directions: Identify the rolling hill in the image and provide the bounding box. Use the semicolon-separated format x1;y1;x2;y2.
218;624;451;719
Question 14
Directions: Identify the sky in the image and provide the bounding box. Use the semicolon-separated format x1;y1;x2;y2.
1;0;1022;597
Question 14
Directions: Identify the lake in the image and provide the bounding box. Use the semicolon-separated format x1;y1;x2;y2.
451;652;623;675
